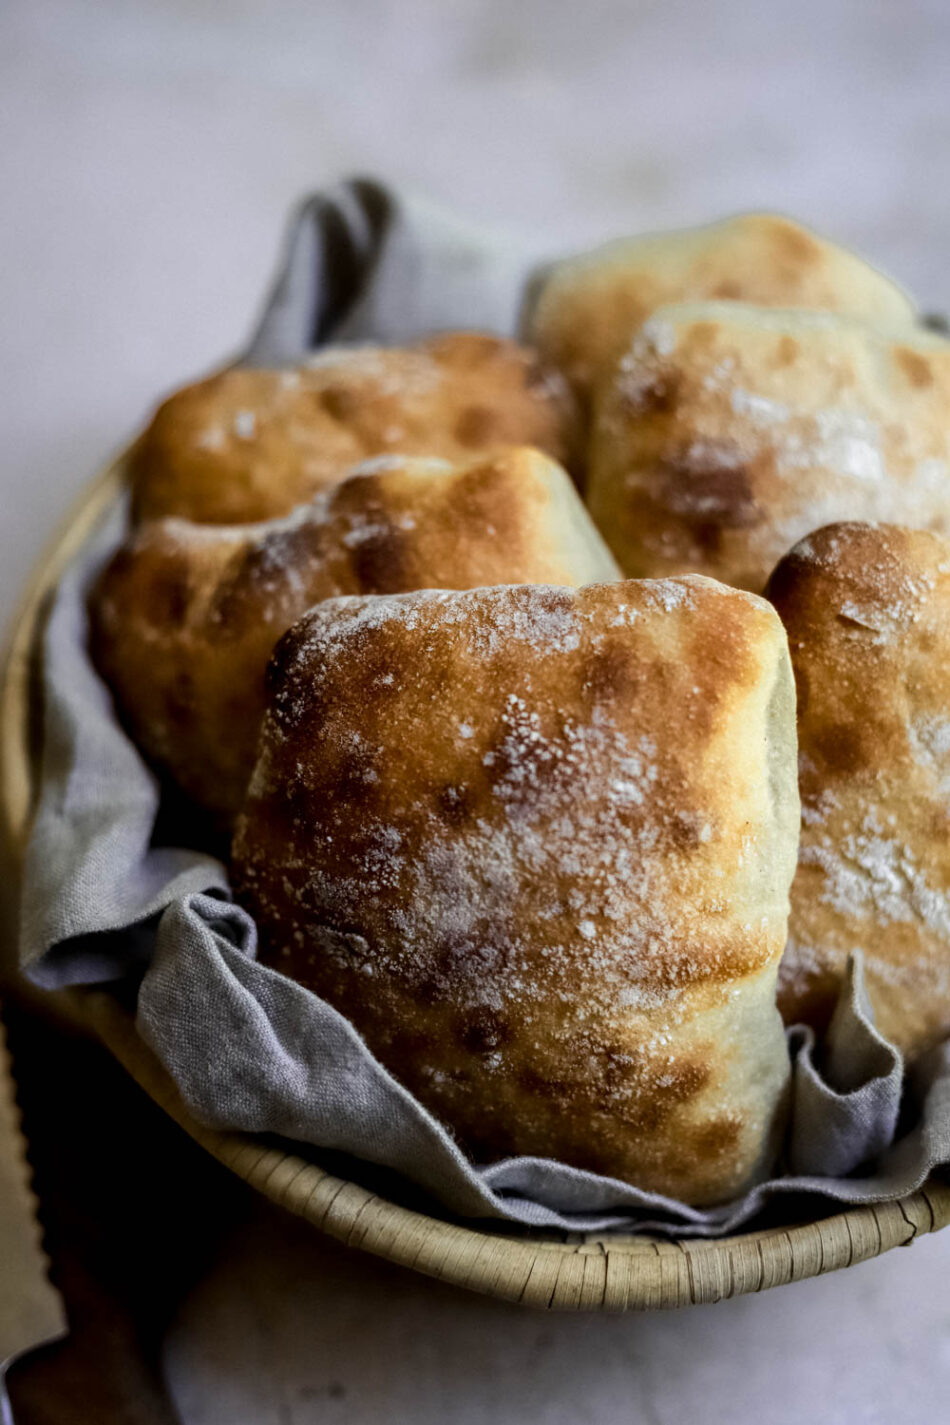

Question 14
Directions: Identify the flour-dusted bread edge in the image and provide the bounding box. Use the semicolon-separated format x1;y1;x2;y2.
234;576;799;1204
767;520;950;1055
587;301;950;590
130;333;582;525
523;212;916;405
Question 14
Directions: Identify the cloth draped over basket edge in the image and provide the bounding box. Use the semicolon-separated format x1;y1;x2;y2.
16;178;950;1236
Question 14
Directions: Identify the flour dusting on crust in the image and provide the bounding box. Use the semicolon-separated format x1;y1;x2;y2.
233;577;798;1203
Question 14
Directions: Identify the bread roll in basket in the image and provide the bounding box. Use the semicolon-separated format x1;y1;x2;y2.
5;200;950;1311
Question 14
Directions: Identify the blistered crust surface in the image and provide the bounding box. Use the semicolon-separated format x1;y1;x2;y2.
588;303;950;591
129;333;581;525
525;212;915;404
233;578;797;1204
90;449;618;817
768;521;950;1055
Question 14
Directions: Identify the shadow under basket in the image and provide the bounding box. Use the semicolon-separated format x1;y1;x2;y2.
3;458;949;1312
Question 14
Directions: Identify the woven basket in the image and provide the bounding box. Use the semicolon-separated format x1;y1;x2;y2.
3;458;949;1311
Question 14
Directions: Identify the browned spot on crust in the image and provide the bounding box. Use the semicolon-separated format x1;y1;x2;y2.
688;1115;741;1161
454;405;500;447
915;627;942;657
776;335;800;366
928;805;950;841
763;547;812;612
506;1043;714;1120
686;599;757;699
457;1007;510;1052
268;776;320;834
164;668;197;729
437;783;476;825
211;536;309;637
610;1057;713;1131
532;585;577;621
660;445;761;532
323;744;384;809
711;280;743;299
813;720;870;775
581;642;638;702
348;528;408;591
896;347;934;389
145;562;192;628
669;809;708;850
657;1058;712;1103
451;457;525;545
319;385;360;421
685;322;720;350
315;478;415;593
618;370;681;416
207;579;255;639
481;719;558;806
773;218;822;266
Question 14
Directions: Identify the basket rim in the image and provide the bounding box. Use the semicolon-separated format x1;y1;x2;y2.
4;458;949;1312
0;458;128;861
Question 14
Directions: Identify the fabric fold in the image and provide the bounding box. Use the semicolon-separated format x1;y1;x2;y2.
243;177;533;364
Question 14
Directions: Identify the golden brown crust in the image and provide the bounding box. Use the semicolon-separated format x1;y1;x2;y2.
587;303;950;592
129;333;581;525
524;213;915;406
90;449;619;818
232;577;798;1204
767;521;950;1056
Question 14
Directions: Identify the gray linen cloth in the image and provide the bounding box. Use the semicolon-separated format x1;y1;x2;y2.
18;179;950;1234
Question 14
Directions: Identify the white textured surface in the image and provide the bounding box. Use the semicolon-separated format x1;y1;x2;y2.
165;1201;950;1425
4;0;950;1419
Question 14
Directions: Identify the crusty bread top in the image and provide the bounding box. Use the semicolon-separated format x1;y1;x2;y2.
91;448;618;818
242;575;798;997
587;302;950;591
524;212;915;403
233;577;797;1202
129;332;581;525
246;577;797;994
767;521;950;1054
